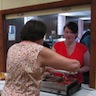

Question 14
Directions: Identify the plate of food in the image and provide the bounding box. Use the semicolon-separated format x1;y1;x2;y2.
53;70;78;75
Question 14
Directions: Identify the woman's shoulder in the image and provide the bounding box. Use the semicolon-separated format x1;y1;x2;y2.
9;42;44;52
8;43;19;50
54;41;64;46
53;41;65;49
29;43;44;51
76;42;88;50
77;42;87;47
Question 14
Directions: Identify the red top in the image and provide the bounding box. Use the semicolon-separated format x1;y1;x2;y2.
53;41;88;83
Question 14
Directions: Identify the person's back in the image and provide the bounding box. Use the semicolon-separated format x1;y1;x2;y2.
2;43;44;96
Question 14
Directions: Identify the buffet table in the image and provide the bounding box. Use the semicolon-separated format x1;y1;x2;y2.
0;80;95;96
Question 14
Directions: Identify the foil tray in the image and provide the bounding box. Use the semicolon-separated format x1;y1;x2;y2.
40;76;81;96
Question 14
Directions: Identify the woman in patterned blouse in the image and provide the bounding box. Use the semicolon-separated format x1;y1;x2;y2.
2;20;80;96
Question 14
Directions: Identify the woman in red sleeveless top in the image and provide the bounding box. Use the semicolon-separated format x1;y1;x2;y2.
52;22;90;83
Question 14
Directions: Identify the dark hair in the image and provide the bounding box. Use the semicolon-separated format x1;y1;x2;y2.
63;22;78;34
20;20;47;41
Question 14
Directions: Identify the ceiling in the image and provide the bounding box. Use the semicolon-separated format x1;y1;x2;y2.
59;10;91;20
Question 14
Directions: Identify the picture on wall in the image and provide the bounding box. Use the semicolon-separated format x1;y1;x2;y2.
8;25;16;41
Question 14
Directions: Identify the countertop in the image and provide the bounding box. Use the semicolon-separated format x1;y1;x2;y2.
40;84;95;96
0;81;96;96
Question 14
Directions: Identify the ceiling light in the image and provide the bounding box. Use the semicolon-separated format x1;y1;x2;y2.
59;13;73;16
79;17;91;20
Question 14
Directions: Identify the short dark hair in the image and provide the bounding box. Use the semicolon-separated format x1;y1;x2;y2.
63;22;78;34
20;20;47;41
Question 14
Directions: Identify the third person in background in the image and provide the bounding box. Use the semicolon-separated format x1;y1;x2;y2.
80;28;90;84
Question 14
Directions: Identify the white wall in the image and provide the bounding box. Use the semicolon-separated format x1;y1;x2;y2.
0;0;2;10
0;0;62;10
5;5;90;20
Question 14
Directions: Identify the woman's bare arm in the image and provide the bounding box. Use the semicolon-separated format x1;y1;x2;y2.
79;51;90;73
38;47;80;72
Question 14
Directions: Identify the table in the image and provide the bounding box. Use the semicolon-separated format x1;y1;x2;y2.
0;81;95;96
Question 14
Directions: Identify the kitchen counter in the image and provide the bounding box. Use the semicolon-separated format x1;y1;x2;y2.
0;80;96;96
